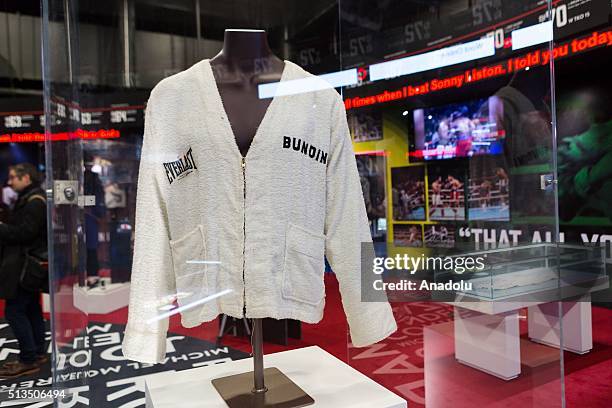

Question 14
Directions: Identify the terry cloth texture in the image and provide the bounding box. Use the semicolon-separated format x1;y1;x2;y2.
122;59;397;364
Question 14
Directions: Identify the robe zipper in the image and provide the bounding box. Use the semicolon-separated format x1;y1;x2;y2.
241;157;247;315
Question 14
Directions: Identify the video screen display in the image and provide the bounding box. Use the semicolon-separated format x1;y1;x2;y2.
412;96;504;160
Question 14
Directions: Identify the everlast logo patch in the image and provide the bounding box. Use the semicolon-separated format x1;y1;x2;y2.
163;147;198;184
282;136;327;164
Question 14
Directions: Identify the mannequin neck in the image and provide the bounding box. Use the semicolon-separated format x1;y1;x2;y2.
216;29;276;70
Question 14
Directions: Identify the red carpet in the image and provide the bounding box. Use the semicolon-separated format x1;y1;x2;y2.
1;275;610;407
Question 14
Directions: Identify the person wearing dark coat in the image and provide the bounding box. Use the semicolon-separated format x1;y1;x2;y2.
0;163;48;379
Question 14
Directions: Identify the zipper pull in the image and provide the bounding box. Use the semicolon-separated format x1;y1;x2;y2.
241;157;246;169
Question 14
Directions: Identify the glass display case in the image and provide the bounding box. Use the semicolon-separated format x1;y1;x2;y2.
432;243;608;299
24;0;611;407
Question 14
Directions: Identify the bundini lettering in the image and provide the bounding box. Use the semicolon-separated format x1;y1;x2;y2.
282;136;327;164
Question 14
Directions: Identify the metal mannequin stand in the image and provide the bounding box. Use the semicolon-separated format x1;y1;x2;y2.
211;318;315;407
216;314;252;346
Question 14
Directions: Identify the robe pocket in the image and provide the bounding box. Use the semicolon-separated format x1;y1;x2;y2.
281;223;326;306
169;225;209;307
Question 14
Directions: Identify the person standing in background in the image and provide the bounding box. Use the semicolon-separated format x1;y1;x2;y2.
0;163;48;379
0;181;11;223
2;179;18;210
1;178;20;225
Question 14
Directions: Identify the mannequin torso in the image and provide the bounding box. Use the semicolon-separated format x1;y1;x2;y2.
210;29;285;157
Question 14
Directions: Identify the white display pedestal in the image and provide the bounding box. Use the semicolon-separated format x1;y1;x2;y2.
453;295;597;380
528;294;592;354
454;307;521;380
73;278;130;314
444;246;608;381
144;346;406;408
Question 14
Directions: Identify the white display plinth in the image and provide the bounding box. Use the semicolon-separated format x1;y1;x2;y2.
454;307;521;380
73;279;130;314
528;294;592;354
144;346;406;408
453;296;597;380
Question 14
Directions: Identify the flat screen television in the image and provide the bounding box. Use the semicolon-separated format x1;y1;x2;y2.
411;96;504;161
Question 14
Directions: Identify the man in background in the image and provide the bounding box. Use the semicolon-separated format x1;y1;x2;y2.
0;181;10;223
2;179;18;210
0;163;48;379
1;179;18;223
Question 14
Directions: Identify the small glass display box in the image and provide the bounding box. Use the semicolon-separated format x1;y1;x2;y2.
435;243;608;301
